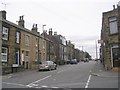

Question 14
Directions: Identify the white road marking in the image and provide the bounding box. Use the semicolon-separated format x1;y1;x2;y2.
51;87;59;88
2;82;26;87
41;85;48;88
26;75;51;87
7;76;12;78
85;75;91;88
35;87;42;88
27;83;38;87
57;70;66;74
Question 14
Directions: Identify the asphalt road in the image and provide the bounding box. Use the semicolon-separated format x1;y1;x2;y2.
2;61;119;89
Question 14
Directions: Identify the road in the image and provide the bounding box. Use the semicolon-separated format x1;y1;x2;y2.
2;61;119;89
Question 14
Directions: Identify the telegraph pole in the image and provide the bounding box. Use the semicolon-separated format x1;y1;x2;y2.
95;40;98;59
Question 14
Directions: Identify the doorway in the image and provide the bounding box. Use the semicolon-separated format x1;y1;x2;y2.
111;46;120;67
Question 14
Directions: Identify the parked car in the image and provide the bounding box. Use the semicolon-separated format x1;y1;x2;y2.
66;60;70;64
70;59;78;64
84;58;89;62
39;61;57;71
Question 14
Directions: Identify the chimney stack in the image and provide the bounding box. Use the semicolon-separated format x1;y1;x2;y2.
18;15;25;28
49;28;53;36
54;31;57;35
0;10;6;19
32;24;38;33
113;5;115;10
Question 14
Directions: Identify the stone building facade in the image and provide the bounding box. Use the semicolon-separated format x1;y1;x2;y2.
100;5;120;71
1;10;86;74
1;11;22;74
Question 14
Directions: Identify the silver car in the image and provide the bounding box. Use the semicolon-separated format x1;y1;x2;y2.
39;61;57;71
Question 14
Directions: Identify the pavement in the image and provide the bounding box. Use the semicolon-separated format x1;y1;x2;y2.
2;69;37;80
91;61;119;78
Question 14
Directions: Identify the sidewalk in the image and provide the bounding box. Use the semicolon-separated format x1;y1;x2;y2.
91;61;119;78
2;69;37;80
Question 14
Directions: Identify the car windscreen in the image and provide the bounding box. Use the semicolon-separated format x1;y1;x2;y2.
41;61;48;64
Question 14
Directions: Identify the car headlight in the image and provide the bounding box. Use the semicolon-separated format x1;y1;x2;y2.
45;65;49;68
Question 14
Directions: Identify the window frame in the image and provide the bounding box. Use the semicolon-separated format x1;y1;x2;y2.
1;47;8;62
109;16;118;35
16;31;20;44
2;26;9;40
26;51;29;62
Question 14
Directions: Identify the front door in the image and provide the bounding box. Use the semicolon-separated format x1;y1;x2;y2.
16;49;19;65
112;46;120;67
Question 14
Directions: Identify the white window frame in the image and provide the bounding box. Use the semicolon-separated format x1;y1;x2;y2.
2;27;8;40
16;31;20;43
1;47;8;62
109;17;118;34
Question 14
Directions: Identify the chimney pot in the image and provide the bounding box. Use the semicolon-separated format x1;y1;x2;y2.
18;15;25;28
54;31;57;35
49;28;53;35
113;5;115;9
32;24;38;33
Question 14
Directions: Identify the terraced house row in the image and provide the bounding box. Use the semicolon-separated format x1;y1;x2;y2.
0;10;86;75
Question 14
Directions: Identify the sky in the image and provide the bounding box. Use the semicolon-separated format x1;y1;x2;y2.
0;0;119;59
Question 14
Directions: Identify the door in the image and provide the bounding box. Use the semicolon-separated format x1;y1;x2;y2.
112;46;120;67
16;49;19;65
22;51;24;65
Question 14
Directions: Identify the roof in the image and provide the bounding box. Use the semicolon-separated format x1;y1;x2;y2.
2;18;41;37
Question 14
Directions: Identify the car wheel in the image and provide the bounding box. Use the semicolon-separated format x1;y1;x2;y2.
54;67;57;70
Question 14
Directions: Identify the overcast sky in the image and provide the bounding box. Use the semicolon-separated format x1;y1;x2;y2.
0;0;119;59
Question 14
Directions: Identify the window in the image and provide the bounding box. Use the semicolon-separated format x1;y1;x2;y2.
16;31;20;43
109;17;118;34
25;35;30;45
1;47;8;62
26;51;29;62
35;38;38;47
2;27;8;40
15;49;20;65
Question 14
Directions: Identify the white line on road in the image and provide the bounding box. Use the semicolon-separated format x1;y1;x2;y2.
85;75;91;88
2;82;26;87
26;75;51;87
41;85;48;88
57;70;66;74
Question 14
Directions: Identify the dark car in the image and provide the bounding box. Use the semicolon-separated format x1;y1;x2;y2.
39;61;57;71
70;59;78;64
